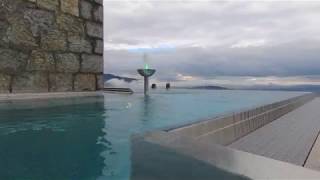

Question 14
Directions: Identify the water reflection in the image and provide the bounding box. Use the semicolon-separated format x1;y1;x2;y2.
97;108;116;179
140;95;154;121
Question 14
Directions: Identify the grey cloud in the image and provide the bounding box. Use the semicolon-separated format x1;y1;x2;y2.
104;1;320;84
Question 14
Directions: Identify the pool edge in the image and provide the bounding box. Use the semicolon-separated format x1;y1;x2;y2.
0;91;103;102
131;93;320;179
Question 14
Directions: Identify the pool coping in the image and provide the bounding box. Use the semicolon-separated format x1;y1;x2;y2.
0;91;103;102
132;131;320;180
164;92;312;132
132;93;320;179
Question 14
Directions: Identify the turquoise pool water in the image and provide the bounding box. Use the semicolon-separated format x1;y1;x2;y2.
0;90;304;180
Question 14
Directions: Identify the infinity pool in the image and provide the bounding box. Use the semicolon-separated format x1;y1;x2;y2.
0;90;304;180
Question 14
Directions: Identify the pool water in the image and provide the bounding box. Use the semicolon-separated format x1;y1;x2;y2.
0;90;304;180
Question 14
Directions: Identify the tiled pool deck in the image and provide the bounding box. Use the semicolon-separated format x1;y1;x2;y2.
230;97;320;167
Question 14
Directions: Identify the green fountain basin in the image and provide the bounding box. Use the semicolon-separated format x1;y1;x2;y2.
137;69;156;77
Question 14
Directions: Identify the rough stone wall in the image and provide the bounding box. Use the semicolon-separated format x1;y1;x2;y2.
0;0;103;93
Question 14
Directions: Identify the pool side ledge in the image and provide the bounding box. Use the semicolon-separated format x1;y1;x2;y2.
0;91;103;102
131;93;320;179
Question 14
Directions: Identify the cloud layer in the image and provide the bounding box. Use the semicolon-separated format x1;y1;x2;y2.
104;1;320;86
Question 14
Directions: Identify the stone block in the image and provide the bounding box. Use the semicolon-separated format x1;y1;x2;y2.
41;30;67;51
61;0;79;16
12;72;49;93
94;0;102;4
55;53;80;73
93;5;103;22
0;48;28;74
96;74;104;89
0;20;7;31
81;54;103;73
49;73;73;92
3;0;38;15
37;0;59;11
80;0;92;20
94;39;103;54
68;34;92;53
0;73;11;93
57;14;84;34
23;8;55;37
74;74;96;91
27;50;55;72
6;15;38;49
86;22;103;38
0;0;27;16
0;20;9;47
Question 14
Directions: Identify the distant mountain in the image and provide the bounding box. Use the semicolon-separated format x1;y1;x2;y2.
104;74;138;83
189;85;229;90
243;85;320;92
178;85;229;90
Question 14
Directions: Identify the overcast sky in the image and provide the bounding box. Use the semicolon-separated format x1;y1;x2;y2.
103;0;320;87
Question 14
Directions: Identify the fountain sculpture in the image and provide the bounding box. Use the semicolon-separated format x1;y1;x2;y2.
137;54;156;95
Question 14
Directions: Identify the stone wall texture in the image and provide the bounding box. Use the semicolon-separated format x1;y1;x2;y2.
0;0;103;93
